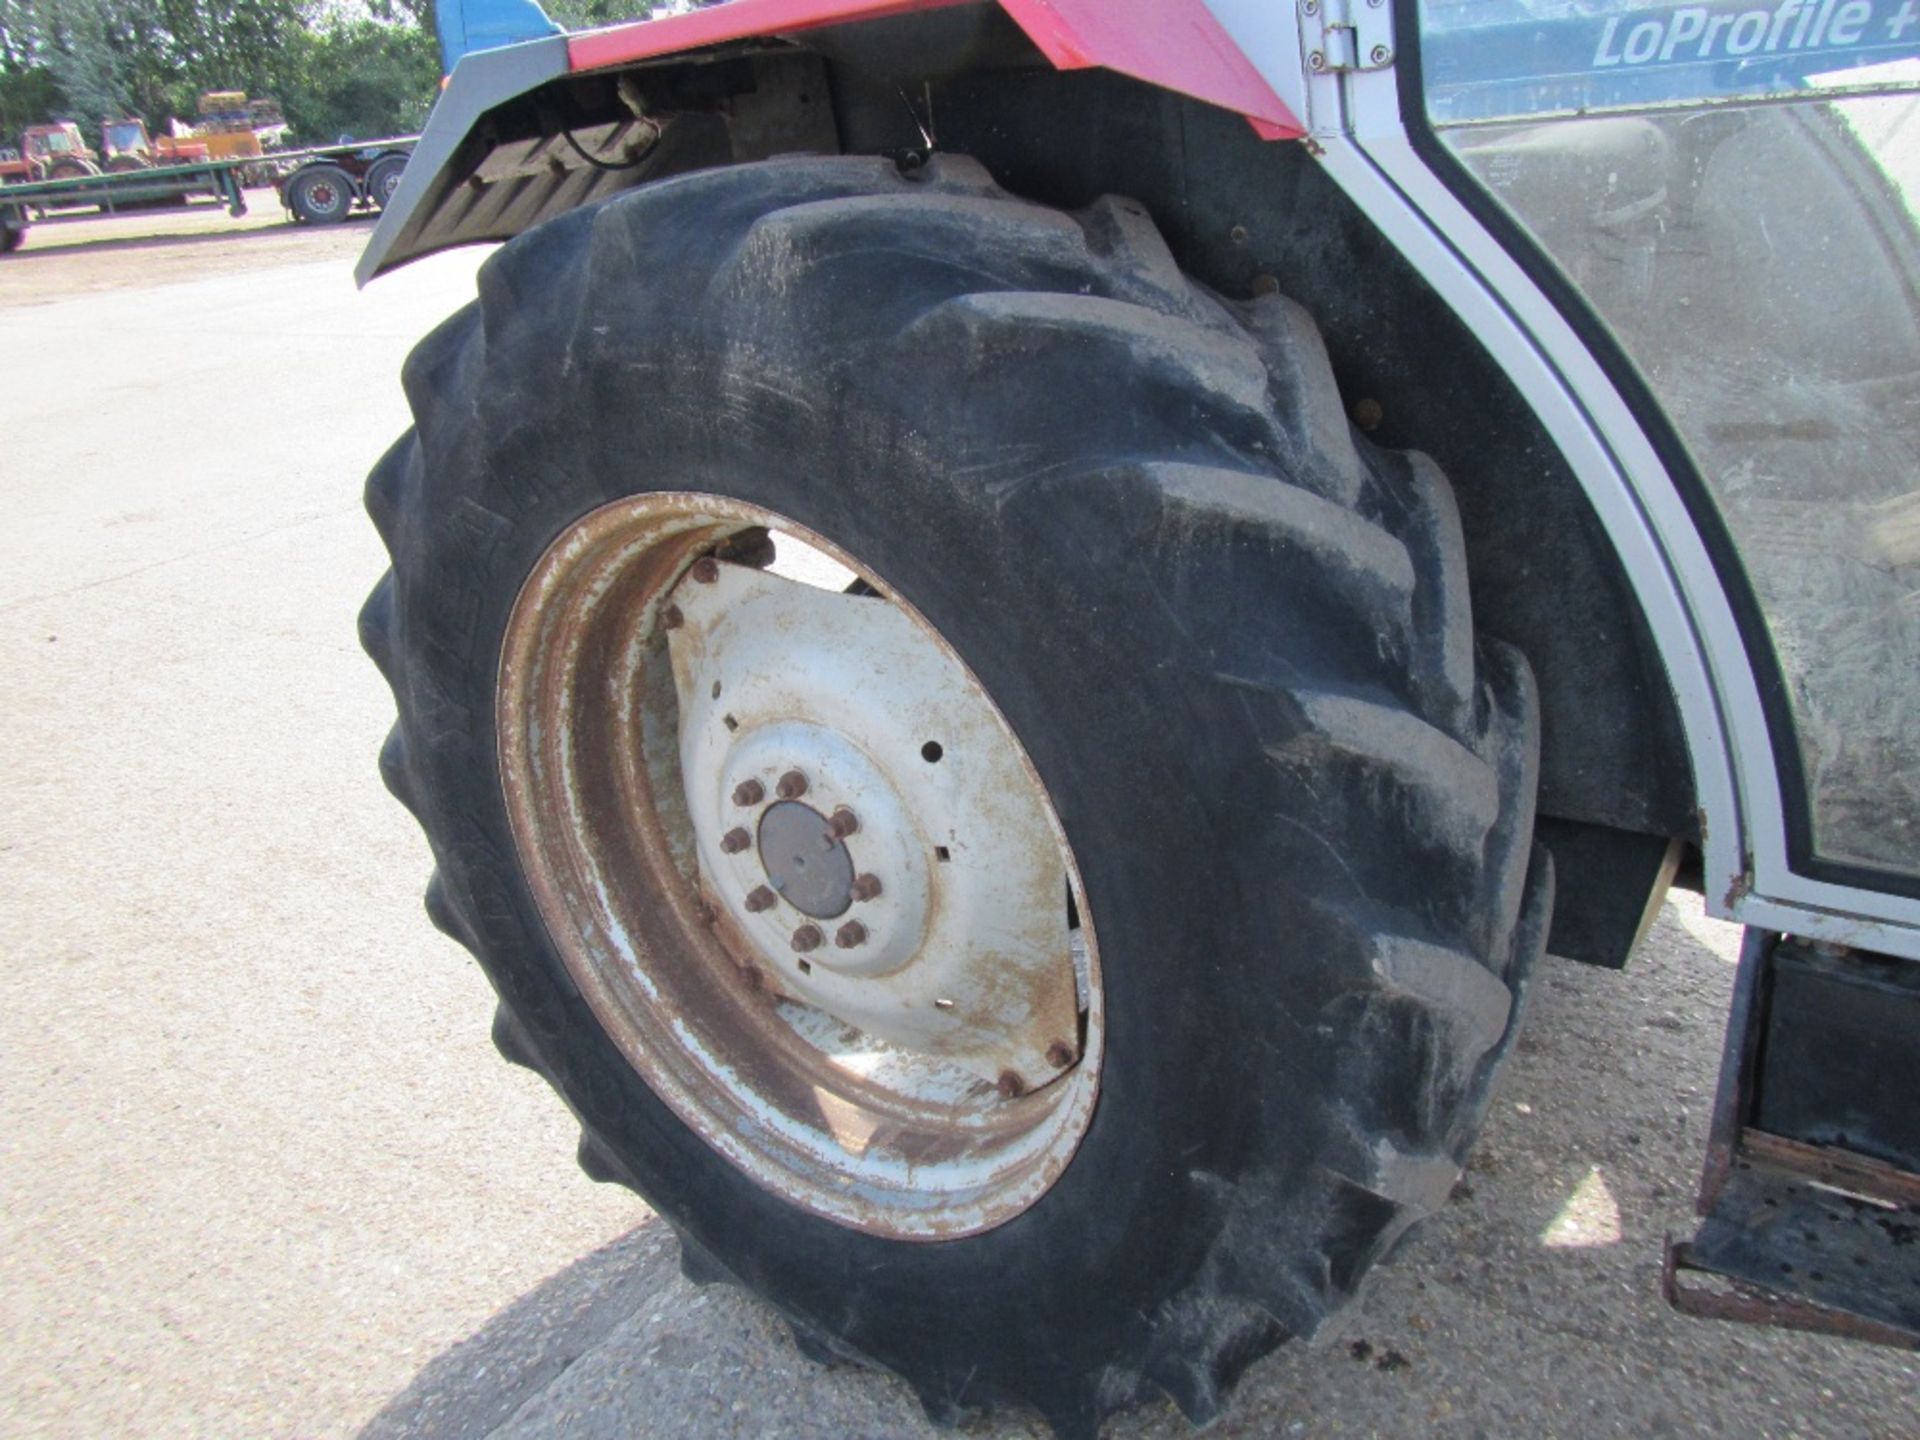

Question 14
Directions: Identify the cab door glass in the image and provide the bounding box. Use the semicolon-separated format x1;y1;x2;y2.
1419;1;1920;880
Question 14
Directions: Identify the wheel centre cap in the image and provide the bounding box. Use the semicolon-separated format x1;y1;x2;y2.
758;800;855;918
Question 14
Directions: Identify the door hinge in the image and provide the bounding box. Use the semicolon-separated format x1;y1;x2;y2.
1299;0;1395;74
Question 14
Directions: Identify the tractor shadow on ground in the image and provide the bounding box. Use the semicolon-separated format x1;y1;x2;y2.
357;1221;674;1439
360;900;1892;1440
356;1216;996;1439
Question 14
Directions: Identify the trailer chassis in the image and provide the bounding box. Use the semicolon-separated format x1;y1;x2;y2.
0;137;419;253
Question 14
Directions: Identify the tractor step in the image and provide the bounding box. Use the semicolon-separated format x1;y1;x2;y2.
1666;933;1920;1349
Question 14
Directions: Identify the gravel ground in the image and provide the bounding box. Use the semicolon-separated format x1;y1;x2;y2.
1;215;1913;1440
0;189;376;305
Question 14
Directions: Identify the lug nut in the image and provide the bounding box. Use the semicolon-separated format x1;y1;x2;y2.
776;769;808;800
996;1070;1027;1099
732;778;765;807
662;603;684;630
693;901;716;926
1046;1040;1075;1069
690;557;720;584
826;806;859;840
849;873;882;903
744;885;777;913
791;924;823;953
719;827;751;854
834;920;867;949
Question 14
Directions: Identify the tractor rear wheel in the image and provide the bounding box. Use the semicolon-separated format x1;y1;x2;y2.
362;155;1550;1437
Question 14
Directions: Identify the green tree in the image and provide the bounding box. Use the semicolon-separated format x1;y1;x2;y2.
37;0;132;121
137;0;303;117
4;0;305;131
547;1;655;26
0;0;59;136
279;15;439;143
0;1;706;151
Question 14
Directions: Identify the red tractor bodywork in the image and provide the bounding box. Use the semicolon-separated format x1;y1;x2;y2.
568;0;1302;139
0;123;98;184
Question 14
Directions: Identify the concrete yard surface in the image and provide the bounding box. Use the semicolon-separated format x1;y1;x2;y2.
1;214;1914;1438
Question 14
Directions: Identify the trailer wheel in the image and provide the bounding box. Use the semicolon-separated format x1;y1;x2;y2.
287;166;353;225
362;155;1549;1437
365;154;406;210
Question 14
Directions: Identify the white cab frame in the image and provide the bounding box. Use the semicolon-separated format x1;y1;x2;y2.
1205;0;1920;958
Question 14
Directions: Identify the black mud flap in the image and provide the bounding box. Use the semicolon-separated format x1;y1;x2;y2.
1665;931;1920;1349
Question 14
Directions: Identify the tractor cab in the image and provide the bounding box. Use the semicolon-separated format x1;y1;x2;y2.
14;123;98;182
102;120;151;166
101;119;209;172
23;123;93;169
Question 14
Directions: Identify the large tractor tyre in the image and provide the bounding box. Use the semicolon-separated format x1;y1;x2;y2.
362;155;1550;1437
47;159;97;181
287;166;353;225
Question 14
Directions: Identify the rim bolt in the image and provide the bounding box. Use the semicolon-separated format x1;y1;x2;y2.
693;901;716;926
849;873;882;902
826;806;859;840
834;920;867;949
744;885;777;913
996;1070;1027;1099
690;557;720;584
1046;1040;1075;1069
776;769;808;800
732;778;765;807
719;827;751;854
662;603;684;630
791;924;823;953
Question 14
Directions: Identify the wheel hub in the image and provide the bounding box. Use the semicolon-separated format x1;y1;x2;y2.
756;801;855;920
667;558;1079;1084
688;716;932;983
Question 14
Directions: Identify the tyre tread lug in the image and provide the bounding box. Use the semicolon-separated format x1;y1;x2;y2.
575;1128;627;1186
488;1001;540;1070
376;724;418;816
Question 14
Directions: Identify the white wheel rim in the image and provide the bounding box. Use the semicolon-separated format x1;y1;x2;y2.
496;495;1104;1238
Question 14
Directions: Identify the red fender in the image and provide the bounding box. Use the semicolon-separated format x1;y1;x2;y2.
567;0;1302;140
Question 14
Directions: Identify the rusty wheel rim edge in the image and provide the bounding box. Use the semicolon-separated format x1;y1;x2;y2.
496;493;1105;1240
